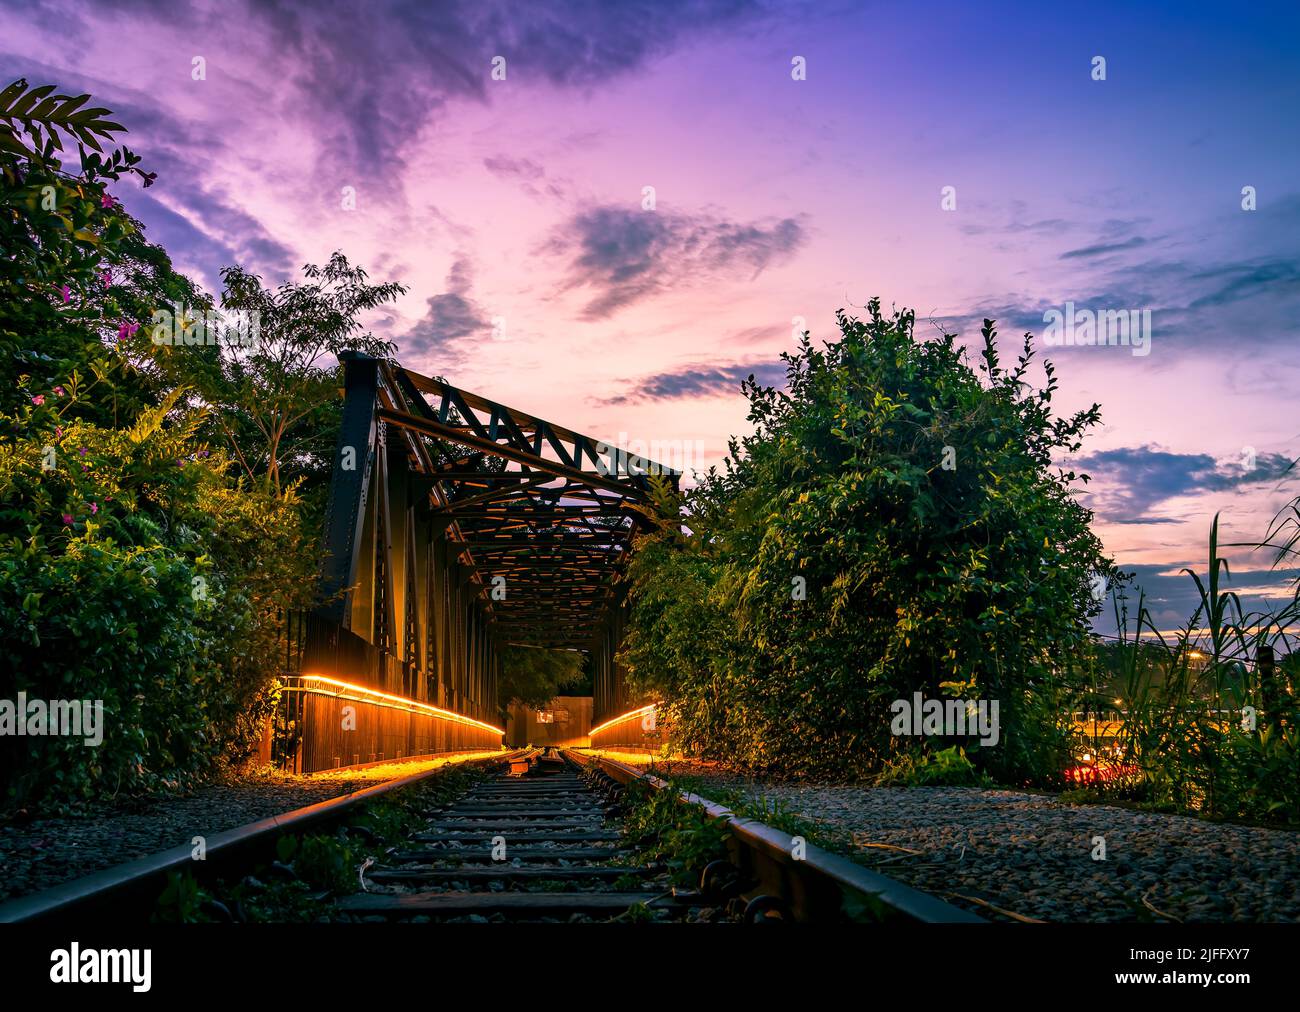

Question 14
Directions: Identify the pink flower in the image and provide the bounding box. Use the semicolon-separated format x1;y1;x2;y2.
54;427;63;438
59;285;70;303
78;447;87;456
31;395;44;406
61;513;72;525
100;271;112;288
53;386;65;397
116;321;139;342
89;502;98;514
100;192;113;208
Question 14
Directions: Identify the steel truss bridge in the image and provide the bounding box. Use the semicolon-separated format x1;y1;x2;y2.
275;354;677;772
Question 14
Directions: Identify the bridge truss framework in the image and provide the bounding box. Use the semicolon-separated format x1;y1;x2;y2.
277;354;676;771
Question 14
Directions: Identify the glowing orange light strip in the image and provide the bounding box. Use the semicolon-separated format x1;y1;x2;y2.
589;703;658;738
288;674;505;736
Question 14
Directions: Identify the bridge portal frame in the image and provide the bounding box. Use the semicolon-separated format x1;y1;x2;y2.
277;354;677;771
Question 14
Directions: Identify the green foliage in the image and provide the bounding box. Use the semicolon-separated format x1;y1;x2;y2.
620;778;731;885
876;745;990;787
294;833;358;894
0;535;213;801
0;78;137;160
497;645;586;711
621;302;1113;782
0;385;313;805
0;81;204;427
153;870;214;924
168;254;404;497
1074;513;1300;826
0;78;316;810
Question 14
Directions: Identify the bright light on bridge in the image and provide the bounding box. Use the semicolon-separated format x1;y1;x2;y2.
589;703;658;738
289;674;505;736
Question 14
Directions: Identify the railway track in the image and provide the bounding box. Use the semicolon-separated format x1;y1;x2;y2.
335;748;705;922
0;747;981;925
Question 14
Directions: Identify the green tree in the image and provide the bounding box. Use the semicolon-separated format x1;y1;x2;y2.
1;78;206;427
183;255;406;497
0;80;316;808
497;645;586;713
621;301;1115;781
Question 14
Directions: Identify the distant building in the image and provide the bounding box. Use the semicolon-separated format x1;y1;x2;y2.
504;695;593;748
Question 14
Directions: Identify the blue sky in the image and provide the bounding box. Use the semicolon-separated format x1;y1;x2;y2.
4;0;1299;633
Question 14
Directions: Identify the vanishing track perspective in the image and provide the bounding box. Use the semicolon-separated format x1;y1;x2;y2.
336;749;703;922
0;748;982;925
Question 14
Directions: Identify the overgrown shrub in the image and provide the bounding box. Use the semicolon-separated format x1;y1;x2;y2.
621;302;1114;782
0;386;311;807
0;80;318;810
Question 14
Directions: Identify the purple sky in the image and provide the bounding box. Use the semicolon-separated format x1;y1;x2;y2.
5;0;1300;632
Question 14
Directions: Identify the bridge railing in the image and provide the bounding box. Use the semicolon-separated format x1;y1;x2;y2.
271;611;502;773
587;702;664;753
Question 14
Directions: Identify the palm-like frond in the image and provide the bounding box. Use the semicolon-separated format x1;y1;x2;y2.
0;78;125;159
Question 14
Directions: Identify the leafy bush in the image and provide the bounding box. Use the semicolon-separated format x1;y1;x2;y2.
0;388;311;806
0;79;319;810
621;302;1114;782
0;536;214;801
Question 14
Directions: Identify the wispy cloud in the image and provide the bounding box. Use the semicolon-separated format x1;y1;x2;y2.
483;156;545;181
595;360;788;405
482;154;569;200
1060;235;1149;260
400;255;491;364
543;205;807;320
1071;445;1297;523
141;0;765;186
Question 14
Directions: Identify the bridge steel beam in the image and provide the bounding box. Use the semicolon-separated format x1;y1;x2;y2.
291;354;675;770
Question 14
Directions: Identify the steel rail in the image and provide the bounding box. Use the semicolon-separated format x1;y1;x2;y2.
0;750;523;926
566;750;985;924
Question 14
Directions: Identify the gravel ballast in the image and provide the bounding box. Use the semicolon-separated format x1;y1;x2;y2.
0;754;502;902
637;760;1300;923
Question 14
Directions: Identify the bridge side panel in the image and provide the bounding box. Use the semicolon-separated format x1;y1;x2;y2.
589;607;663;752
316;355;380;627
282;356;503;772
